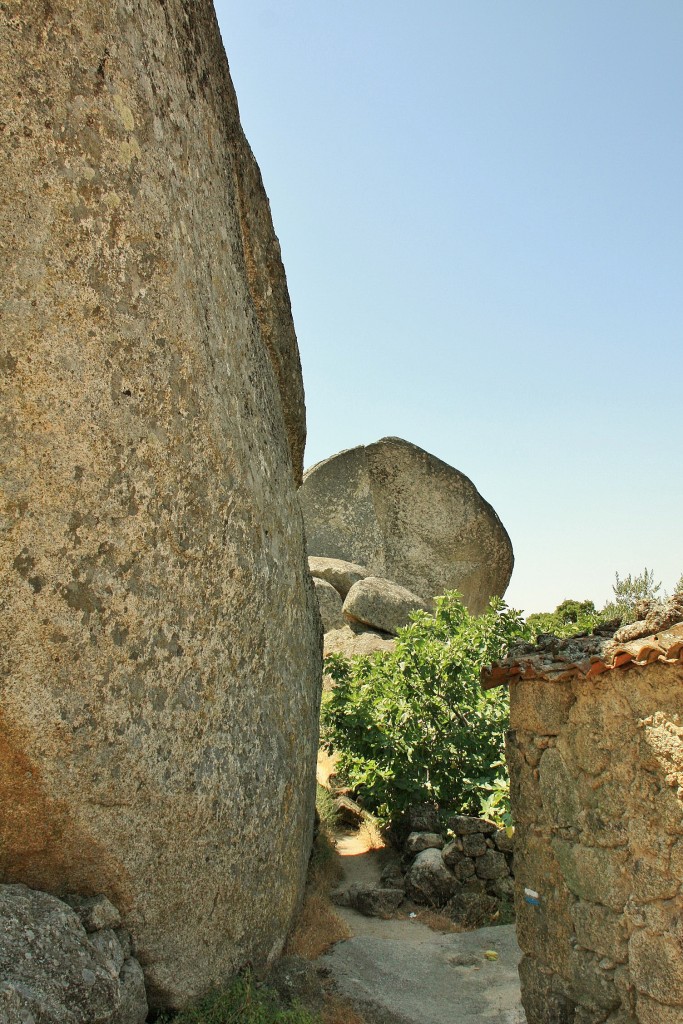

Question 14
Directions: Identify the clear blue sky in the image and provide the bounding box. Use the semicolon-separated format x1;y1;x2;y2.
215;1;683;614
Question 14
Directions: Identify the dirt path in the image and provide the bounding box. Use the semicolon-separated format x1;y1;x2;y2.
318;830;527;1024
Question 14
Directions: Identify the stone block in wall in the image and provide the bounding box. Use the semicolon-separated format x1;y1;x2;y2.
474;849;508;880
446;814;496;835
509;678;575;735
538;747;581;828
551;841;630;913
506;731;545;827
493;827;514;853
514;831;575;980
570;901;629;963
567;948;621;1013
517;956;576;1024
630;852;679;902
629;928;683;1007
461;833;487;857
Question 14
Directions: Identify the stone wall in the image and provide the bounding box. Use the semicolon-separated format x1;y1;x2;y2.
0;0;321;1010
506;661;683;1023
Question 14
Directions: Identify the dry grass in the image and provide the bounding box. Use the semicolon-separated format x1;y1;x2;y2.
321;994;366;1024
284;832;350;960
411;908;463;934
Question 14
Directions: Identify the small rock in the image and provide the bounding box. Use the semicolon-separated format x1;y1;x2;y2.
405;832;444;856
487;876;515;900
333;794;364;829
348;885;404;919
474;849;509;880
461;833;487;858
0;885;146;1024
446;815;497;836
63;894;121;932
442;839;464;866
446;892;500;930
404;849;458;907
407;804;440;834
493;828;514;853
379;862;405;890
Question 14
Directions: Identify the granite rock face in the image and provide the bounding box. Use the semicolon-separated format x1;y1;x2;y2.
0;0;321;1009
300;438;513;613
0;884;147;1024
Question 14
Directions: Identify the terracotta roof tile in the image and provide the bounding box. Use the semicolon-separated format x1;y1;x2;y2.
481;620;683;690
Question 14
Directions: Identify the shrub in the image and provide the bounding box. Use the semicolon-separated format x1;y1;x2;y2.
320;593;526;823
526;598;605;638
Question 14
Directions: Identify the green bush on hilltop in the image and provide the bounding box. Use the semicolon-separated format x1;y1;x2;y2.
320;592;526;825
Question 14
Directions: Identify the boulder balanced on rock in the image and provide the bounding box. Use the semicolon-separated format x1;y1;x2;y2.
300;438;513;614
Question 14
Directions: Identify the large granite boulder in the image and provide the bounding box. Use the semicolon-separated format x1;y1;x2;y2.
343;576;433;636
0;884;147;1024
0;1;321;1010
300;438;514;614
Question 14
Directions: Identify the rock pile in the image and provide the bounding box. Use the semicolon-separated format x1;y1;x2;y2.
0;885;147;1024
334;809;515;929
300;438;514;615
310;556;433;670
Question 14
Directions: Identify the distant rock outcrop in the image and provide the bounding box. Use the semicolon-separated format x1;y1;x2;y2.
300;438;513;614
1;0;320;1010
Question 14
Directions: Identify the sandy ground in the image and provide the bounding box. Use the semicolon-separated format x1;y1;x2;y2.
318;829;527;1024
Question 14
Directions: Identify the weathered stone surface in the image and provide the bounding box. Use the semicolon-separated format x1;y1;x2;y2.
493;828;514;854
507;643;683;1024
347;885;404;919
405;832;444;856
461;833;488;858
323;626;396;660
343;576;433;636
539;748;581;828
629;928;683;1005
552;842;630;913
571;902;629;963
63;894;122;933
447;815;497;836
442;840;469;872
445;891;500;929
0;1;321;1009
509;678;575;735
313;577;344;632
404;849;458;906
300;438;513;613
517;956;576;1024
406;804;441;834
308;557;371;599
474;849;509;880
0;884;147;1024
